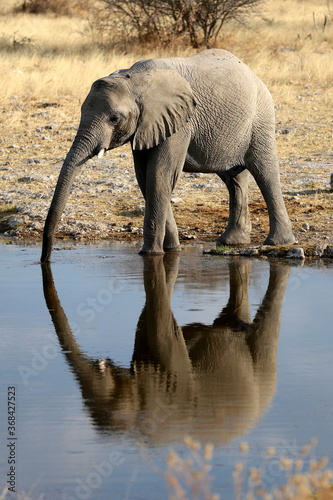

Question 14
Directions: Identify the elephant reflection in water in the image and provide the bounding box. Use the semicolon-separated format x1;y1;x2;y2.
42;256;290;444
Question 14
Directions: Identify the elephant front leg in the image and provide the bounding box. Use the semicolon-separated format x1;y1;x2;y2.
142;202;180;254
141;182;181;255
133;149;181;254
138;133;189;255
140;195;169;255
217;167;252;245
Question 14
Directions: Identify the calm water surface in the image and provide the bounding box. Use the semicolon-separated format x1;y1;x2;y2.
0;240;333;499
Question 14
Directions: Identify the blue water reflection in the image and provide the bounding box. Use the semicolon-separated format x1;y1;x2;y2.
0;241;332;499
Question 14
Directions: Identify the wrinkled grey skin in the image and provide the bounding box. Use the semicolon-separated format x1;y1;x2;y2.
42;256;290;443
41;49;295;262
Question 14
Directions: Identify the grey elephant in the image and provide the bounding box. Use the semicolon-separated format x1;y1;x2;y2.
41;49;295;262
42;256;290;444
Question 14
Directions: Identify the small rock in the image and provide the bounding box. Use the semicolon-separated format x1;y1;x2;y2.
45;123;57;130
302;222;309;230
29;222;43;230
313;244;327;257
267;250;279;257
240;248;259;256
310;225;316;231
18;175;40;183
120;153;128;158
323;246;333;258
171;197;183;204
135;205;145;213
286;247;305;259
7;216;24;228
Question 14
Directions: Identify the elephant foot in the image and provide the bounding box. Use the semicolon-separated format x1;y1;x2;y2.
139;247;165;256
217;228;251;246
264;227;296;246
264;233;296;246
163;245;181;253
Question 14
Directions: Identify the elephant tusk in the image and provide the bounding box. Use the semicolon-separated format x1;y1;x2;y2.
97;148;105;159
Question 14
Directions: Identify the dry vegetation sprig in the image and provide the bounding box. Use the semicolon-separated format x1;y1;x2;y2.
163;436;220;500
162;437;333;500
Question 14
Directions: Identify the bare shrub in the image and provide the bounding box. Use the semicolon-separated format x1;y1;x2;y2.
98;0;265;49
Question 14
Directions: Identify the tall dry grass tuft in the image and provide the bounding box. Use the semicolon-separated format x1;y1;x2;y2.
161;437;333;500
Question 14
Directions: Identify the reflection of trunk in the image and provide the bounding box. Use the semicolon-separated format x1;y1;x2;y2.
41;137;92;263
41;264;123;431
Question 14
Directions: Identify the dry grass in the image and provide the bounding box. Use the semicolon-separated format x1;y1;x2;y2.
1;0;332;159
0;15;132;108
161;437;333;500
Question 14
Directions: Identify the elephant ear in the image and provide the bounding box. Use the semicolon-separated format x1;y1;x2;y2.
131;69;196;150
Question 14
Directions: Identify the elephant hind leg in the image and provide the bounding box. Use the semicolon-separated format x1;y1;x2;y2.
217;167;252;246
164;204;181;252
245;142;295;246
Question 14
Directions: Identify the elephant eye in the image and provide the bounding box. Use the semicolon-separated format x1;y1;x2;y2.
110;112;124;124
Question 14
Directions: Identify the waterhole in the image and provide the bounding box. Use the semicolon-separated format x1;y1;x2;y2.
1;240;332;499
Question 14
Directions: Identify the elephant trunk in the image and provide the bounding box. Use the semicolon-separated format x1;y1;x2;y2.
41;136;95;263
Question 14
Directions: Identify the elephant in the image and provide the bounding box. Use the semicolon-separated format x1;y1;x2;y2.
42;255;291;444
41;49;295;262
